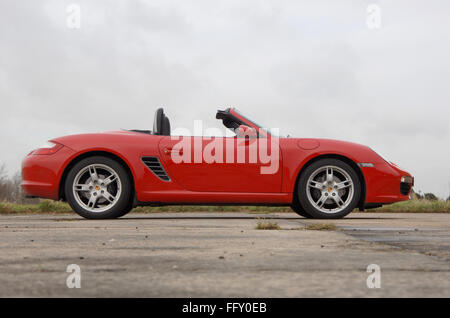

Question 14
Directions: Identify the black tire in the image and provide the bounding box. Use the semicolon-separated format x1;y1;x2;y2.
65;156;132;219
116;202;134;218
290;200;313;218
297;158;361;219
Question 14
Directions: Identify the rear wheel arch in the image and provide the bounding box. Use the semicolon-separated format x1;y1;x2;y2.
59;151;136;206
292;154;366;210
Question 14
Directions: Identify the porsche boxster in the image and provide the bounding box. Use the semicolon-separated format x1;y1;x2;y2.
21;108;413;219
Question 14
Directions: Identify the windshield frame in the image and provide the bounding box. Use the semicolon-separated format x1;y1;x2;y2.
230;108;277;138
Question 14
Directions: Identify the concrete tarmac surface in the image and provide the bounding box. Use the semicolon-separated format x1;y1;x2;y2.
1;212;450;297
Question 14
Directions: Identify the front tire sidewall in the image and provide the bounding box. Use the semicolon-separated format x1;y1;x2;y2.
65;156;132;219
298;159;361;219
290;201;313;218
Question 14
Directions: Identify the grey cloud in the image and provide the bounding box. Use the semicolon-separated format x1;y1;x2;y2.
0;0;449;197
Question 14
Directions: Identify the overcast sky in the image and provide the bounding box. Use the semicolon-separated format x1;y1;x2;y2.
1;0;449;198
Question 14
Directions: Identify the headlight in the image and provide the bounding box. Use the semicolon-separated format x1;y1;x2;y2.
401;176;414;184
30;141;63;155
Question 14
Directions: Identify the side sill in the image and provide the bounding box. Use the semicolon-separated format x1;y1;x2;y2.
136;201;292;207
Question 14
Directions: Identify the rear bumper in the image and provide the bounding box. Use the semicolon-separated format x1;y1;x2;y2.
21;146;75;200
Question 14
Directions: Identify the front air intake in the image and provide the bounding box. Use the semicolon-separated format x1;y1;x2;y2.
141;157;171;181
400;182;412;195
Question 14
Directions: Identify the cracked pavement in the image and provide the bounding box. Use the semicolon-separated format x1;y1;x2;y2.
0;212;449;297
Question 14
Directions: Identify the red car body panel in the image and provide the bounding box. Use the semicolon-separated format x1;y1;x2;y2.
21;111;413;208
158;136;282;193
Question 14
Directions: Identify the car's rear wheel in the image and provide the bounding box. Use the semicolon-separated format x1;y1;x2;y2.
290;200;313;218
65;156;132;219
297;158;361;219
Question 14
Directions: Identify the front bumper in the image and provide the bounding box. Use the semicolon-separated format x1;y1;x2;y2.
361;161;413;204
400;176;414;196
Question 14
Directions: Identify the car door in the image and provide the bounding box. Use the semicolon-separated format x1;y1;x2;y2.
158;135;282;193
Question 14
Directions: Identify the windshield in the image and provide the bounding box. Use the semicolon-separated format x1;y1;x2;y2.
233;108;281;137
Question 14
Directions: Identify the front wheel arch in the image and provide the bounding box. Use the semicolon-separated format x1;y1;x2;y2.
59;151;136;207
292;154;366;210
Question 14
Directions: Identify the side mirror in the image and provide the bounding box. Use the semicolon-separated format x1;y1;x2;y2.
236;125;257;138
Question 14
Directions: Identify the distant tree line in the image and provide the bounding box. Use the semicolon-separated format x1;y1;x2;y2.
412;189;449;202
0;165;38;204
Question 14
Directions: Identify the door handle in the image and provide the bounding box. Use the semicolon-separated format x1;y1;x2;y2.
164;148;183;155
237;138;256;146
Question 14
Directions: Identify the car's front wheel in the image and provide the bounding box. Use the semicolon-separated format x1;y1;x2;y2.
297;158;361;219
65;156;132;219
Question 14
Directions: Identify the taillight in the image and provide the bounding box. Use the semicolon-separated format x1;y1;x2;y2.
30;141;63;155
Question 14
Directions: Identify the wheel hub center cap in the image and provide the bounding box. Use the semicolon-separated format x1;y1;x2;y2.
95;185;101;191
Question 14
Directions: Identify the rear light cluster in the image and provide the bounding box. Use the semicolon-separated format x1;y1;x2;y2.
29;142;63;155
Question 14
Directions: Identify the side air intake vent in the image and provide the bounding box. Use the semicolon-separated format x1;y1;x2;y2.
142;157;171;181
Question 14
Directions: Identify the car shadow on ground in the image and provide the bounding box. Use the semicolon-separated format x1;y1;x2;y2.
47;215;395;221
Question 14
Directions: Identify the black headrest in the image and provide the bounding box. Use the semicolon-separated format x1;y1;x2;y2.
153;108;171;136
153;108;163;134
161;116;170;136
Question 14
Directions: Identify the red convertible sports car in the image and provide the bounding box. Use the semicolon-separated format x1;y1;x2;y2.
22;108;413;219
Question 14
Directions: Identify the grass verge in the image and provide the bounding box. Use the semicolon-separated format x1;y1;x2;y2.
255;219;281;230
1;199;449;215
373;199;450;213
0;200;73;214
305;223;338;231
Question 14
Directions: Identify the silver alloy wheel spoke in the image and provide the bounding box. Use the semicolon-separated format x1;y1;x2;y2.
309;180;323;189
75;184;91;191
335;180;352;190
333;195;345;207
72;164;122;213
306;165;354;214
87;194;98;209
103;190;116;203
316;194;328;208
89;166;98;181
103;175;117;186
326;167;334;183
